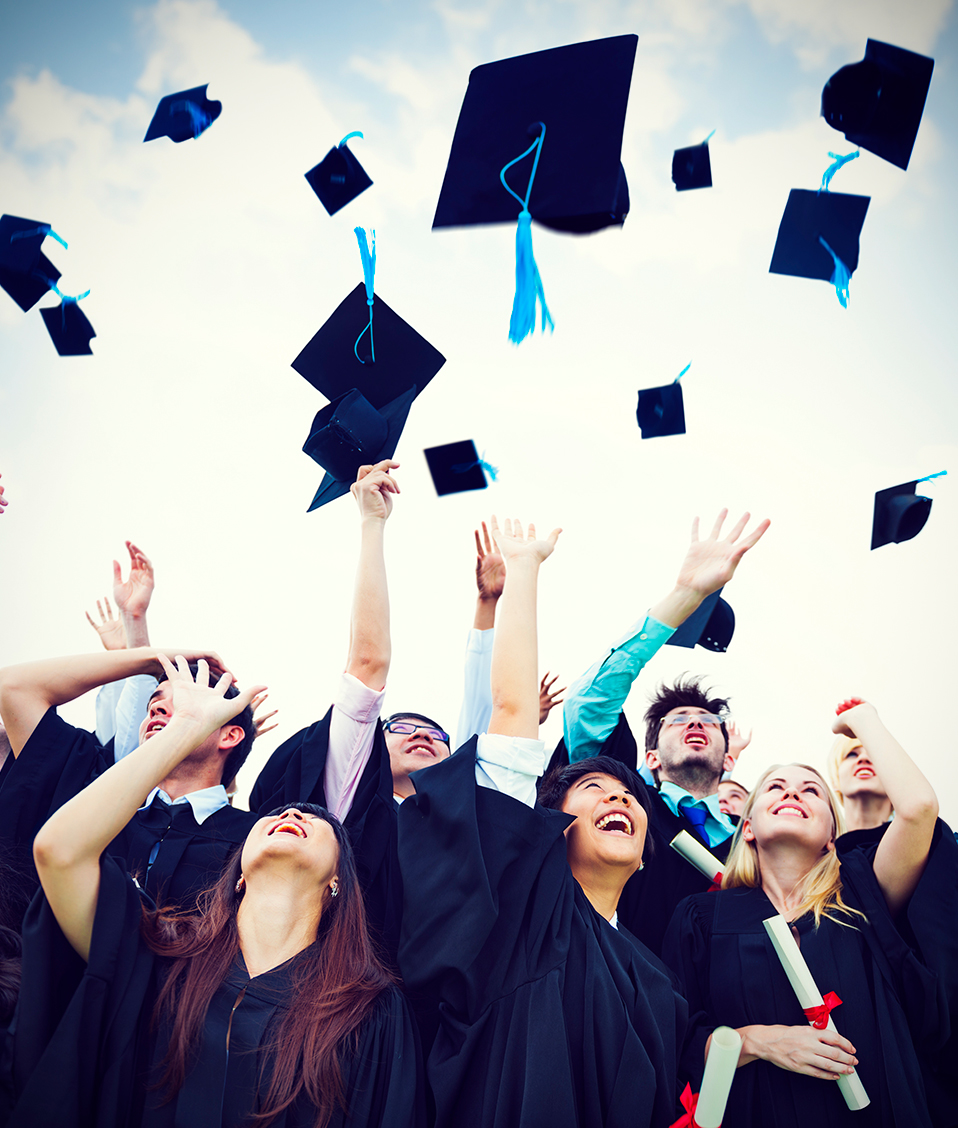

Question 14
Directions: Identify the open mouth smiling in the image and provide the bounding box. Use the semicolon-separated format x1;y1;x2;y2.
683;731;708;747
772;802;807;818
595;811;635;836
853;766;875;779
269;822;307;838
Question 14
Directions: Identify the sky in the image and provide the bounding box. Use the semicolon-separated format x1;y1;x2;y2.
1;0;956;821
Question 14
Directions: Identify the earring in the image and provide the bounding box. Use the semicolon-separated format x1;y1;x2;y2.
330;878;339;898
235;874;246;894
638;861;645;872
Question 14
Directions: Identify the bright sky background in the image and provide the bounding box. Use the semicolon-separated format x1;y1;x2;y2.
2;0;956;822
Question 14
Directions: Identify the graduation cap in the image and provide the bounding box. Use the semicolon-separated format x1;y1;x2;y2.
292;283;446;408
0;214;64;312
870;472;945;549
39;294;95;356
666;588;734;652
637;364;689;438
143;84;221;143
672;131;714;191
424;440;495;496
303;386;415;511
433;35;638;343
305;131;373;215
822;39;934;171
769;188;869;307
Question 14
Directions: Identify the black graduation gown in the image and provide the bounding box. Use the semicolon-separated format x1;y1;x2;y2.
6;855;424;1128
662;843;951;1128
251;709;402;964
397;739;688;1128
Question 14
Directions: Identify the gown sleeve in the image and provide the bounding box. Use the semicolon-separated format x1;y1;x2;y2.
662;894;716;1088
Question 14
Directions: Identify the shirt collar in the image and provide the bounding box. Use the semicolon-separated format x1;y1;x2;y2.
140;784;230;825
659;781;735;839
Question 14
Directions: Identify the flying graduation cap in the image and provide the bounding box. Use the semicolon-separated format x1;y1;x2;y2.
870;471;945;550
822;40;934;171
424;440;496;496
433;35;638;343
305;131;373;215
0;215;64;312
667;588;735;652
637;363;689;439
39;295;95;356
672;131;714;191
143;85;221;143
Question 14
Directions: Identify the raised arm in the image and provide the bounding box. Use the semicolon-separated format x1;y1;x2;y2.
833;698;938;916
344;460;399;690
563;510;770;761
0;646;227;757
32;656;263;961
489;517;561;739
112;541;154;649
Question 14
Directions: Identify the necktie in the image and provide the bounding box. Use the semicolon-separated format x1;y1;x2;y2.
682;801;710;845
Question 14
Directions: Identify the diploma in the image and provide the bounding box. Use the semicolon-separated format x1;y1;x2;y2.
762;914;870;1111
669;830;725;885
694;1026;741;1128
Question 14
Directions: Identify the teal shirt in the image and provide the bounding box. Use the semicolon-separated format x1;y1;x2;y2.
659;782;735;848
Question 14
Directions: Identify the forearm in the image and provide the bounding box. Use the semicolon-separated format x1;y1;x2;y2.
490;559;539;738
345;518;390;689
852;711;938;822
122;610;150;649
649;583;707;629
472;594;497;631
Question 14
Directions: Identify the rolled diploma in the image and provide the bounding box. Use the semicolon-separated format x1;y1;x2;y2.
694;1025;742;1128
669;830;725;883
762;914;870;1110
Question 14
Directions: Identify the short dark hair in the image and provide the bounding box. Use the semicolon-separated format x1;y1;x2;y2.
155;663;255;786
643;676;730;756
382;712;449;744
537;756;654;857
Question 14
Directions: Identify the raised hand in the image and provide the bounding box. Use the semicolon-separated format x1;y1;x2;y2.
674;510;770;598
727;720;752;765
832;697;876;738
351;459;400;521
475;520;506;601
153;648;232;683
85;597;127;651
489;516;561;567
538;672;566;724
156;655;264;739
113;541;155;619
251;691;279;739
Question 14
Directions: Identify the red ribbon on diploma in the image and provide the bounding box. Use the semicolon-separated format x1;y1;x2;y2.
707;872;723;892
669;1082;709;1128
803;990;843;1029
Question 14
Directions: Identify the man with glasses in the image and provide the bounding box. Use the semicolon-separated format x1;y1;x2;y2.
560;510;769;955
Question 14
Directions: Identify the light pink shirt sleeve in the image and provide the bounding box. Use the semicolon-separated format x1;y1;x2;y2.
324;672;387;823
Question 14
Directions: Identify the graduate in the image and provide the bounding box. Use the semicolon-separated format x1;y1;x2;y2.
397;516;688;1128
6;656;423;1128
664;698;952;1127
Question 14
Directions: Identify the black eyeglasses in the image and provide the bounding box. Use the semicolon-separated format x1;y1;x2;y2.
383;720;450;744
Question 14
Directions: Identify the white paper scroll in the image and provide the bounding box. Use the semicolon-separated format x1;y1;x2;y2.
694;1026;742;1128
762;914;870;1110
669;830;725;884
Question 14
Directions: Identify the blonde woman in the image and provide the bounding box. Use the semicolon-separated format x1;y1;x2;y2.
827;732;893;832
664;699;949;1127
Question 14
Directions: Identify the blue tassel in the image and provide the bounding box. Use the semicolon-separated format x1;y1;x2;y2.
339;130;364;148
47;284;90;326
10;224;68;249
501;124;554;344
172;100;213;139
916;470;947;484
819;150;859;194
818;236;850;308
452;454;499;482
674;362;691;383
353;227;376;363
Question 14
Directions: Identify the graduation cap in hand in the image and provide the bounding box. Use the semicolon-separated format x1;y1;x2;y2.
870;473;945;549
144;85;221;143
433;35;638;343
672;133;714;191
305;131;373;215
0;214;64;312
637;364;689;439
39;294;95;356
667;588;734;652
822;40;934;171
424;440;494;496
769;189;870;307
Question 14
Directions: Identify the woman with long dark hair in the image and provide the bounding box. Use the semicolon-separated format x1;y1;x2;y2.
663;698;953;1127
7;656;422;1128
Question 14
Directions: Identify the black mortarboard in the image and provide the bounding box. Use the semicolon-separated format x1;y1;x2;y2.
637;381;686;439
433;35;637;234
870;479;935;549
0;215;62;312
667;589;734;652
769;188;869;287
305;132;372;216
39;300;95;356
672;142;712;191
292;283;446;408
143;85;221;143
822;40;934;171
424;440;490;496
303;386;415;511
